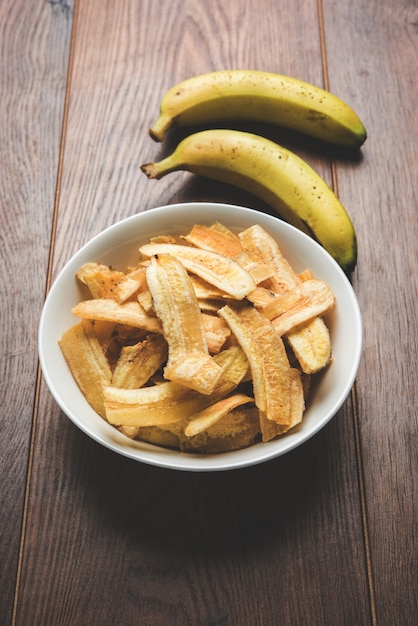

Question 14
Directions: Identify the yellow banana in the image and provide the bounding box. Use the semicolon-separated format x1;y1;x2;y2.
149;70;366;148
140;129;357;271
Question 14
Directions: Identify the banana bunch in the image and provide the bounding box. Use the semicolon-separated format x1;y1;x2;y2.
141;70;367;271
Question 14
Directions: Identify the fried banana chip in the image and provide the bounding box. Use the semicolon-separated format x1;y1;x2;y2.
103;345;249;428
182;223;243;257
137;289;155;314
286;316;332;374
239;224;333;373
136;405;260;453
134;425;181;449
247;286;300;314
76;263;125;299
184;393;254;437
270;279;335;336
180;407;261;453
182;224;274;285
146;253;222;394
118;425;140;439
201;313;231;353
299;268;315;282
258;368;304;441
189;274;229;300
233;251;275;284
140;242;256;299
72;299;162;334
218;303;304;429
239;225;300;294
104;381;203;427
111;334;168;388
59;319;112;417
113;265;148;303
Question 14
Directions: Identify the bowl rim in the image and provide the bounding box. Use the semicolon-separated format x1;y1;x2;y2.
38;202;362;472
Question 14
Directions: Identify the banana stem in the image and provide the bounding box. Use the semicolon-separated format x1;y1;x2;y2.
149;114;172;141
141;157;179;179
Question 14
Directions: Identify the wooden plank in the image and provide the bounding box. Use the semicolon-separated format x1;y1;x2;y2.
20;396;369;625
49;0;335;274
322;0;418;623
16;0;372;624
0;1;73;624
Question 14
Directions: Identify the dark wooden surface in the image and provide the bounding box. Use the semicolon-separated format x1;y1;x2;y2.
1;0;416;624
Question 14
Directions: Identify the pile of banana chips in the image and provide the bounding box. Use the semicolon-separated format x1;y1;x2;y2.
59;222;336;454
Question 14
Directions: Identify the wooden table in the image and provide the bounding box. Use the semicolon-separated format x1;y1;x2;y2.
2;0;416;624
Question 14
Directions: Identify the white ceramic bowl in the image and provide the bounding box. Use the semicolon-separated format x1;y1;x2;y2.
39;202;362;472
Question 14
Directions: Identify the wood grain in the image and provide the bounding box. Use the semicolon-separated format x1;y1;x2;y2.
14;1;371;625
51;0;334;275
18;396;370;625
0;1;73;623
323;0;418;622
2;0;416;624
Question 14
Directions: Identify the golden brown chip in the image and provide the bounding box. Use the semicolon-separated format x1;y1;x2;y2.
146;253;222;394
90;320;116;348
299;268;315;282
184;393;254;437
212;345;250;389
258;368;304;441
180;407;261;453
59;319;112;417
218;303;304;429
76;263;125;299
118;425;141;439
201;313;231;354
270;279;335;336
72;299;162;334
111;334;168;389
136;289;154;314
140;242;256;299
103;345;249;429
239;225;300;294
182;223;243;257
149;234;177;244
104;382;203;427
189;274;229;300
248;287;301;316
239;224;333;372
286;316;332;374
113;265;148;303
134;425;181;449
233;251;275;284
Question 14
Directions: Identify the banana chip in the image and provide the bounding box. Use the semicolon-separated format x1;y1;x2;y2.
182;222;243;257
113;265;148;303
59;319;112;418
240;224;333;372
72;299;162;334
104;345;250;428
146;253;222;394
218;303;304;430
270;279;335;336
140;242;256;299
184;393;254;437
111;334;168;389
76;263;125;299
